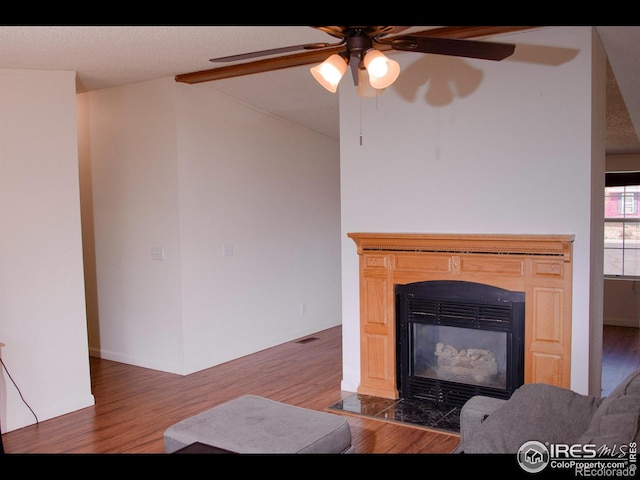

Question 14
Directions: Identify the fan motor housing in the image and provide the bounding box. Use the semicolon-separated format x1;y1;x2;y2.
345;29;374;56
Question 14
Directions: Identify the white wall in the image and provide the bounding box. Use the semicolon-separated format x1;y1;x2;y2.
604;279;640;327
176;83;342;373
0;70;94;432
339;27;605;395
81;78;184;372
81;78;341;375
588;30;607;395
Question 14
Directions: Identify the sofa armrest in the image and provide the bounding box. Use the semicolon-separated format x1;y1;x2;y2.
455;395;507;452
456;383;603;453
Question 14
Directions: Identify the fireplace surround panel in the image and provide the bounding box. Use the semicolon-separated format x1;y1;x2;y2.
349;233;574;400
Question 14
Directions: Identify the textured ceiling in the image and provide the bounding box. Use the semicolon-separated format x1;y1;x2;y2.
598;26;640;153
605;56;640;152
1;25;637;152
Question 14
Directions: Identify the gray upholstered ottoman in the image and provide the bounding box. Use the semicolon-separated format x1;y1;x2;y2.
164;395;354;454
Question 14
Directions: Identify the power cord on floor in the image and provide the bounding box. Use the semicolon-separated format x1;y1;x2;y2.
0;357;39;425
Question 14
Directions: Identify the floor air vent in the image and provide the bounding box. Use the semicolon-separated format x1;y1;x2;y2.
296;337;319;344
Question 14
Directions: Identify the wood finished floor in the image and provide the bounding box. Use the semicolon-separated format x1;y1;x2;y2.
1;325;459;455
601;324;640;396
1;324;637;455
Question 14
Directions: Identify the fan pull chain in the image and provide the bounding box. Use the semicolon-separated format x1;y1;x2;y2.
359;96;363;146
358;93;381;146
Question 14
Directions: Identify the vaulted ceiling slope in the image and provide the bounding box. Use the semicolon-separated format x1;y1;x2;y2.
1;25;637;151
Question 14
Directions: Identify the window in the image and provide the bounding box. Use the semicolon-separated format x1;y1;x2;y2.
618;192;638;215
604;172;640;277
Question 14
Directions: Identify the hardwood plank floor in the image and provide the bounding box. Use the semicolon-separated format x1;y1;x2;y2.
1;325;459;454
601;324;640;396
2;324;636;455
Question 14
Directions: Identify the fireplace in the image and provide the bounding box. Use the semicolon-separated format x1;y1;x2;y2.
348;232;574;400
396;280;525;407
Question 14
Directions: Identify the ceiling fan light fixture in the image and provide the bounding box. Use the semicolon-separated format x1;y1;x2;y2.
363;49;400;90
310;54;348;93
356;68;384;98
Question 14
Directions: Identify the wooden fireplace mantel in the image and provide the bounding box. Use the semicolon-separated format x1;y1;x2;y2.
348;232;575;399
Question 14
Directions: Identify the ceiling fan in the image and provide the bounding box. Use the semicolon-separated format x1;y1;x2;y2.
175;26;535;96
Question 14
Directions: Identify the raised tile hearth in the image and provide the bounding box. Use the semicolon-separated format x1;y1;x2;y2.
328;393;461;434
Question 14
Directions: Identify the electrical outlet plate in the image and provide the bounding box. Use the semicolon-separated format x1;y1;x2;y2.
151;247;165;261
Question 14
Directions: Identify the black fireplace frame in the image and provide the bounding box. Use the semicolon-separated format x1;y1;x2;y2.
396;280;525;407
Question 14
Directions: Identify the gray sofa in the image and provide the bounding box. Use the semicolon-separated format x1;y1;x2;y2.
455;368;640;453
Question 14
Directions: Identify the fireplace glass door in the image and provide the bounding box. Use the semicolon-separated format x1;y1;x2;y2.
412;323;508;390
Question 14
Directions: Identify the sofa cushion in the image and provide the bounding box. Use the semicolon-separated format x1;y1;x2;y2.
577;369;640;449
459;383;602;453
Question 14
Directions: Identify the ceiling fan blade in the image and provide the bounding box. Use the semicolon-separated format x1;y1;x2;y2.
378;26;412;36
390;35;515;61
179;47;345;84
210;42;335;63
178;28;534;85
